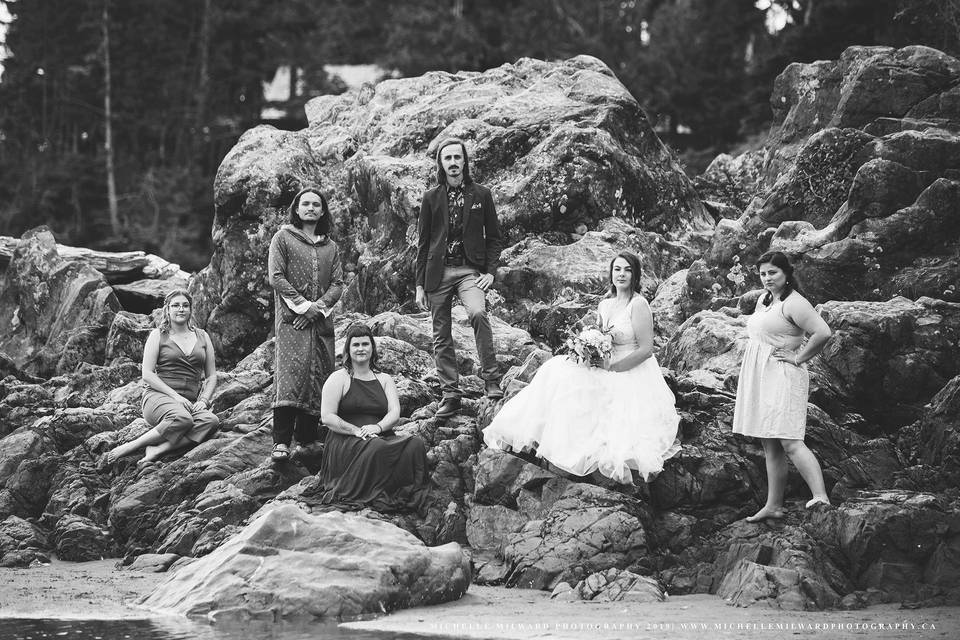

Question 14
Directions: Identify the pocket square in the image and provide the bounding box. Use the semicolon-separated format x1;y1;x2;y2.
470;202;482;210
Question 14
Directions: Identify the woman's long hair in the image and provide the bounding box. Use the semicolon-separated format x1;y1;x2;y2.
342;323;380;374
607;250;644;296
157;289;196;333
288;185;332;234
755;251;804;305
434;138;473;186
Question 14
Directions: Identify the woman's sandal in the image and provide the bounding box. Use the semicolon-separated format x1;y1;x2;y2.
271;443;290;462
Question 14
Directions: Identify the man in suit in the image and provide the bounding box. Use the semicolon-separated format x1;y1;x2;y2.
415;137;504;418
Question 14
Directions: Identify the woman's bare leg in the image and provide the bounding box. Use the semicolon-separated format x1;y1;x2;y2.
780;439;830;507
106;428;165;462
746;438;788;522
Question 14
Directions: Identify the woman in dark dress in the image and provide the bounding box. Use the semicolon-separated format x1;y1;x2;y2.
268;186;344;462
319;323;429;512
101;289;219;467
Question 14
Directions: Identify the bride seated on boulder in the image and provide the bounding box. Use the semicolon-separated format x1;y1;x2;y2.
483;251;680;484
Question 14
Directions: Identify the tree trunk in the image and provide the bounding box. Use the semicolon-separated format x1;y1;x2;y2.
193;0;213;166
102;0;120;237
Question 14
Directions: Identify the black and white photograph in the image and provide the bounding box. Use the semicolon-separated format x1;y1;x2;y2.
0;1;958;638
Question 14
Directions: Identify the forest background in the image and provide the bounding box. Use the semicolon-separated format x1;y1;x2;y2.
0;0;957;271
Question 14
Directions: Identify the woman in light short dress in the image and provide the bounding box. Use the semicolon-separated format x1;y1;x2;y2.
732;251;833;521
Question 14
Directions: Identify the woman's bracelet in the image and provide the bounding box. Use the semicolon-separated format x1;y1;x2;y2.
375;422;384;433
794;355;802;366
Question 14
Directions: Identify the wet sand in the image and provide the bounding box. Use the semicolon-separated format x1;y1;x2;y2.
1;559;957;639
346;587;957;639
0;559;166;619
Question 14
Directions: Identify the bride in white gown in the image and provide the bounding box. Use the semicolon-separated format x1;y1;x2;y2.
482;251;680;484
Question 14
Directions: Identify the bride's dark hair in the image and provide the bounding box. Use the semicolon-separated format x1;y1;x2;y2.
607;251;643;296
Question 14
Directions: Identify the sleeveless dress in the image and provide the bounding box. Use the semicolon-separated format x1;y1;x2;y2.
317;376;429;512
142;329;219;443
482;296;681;484
732;295;809;439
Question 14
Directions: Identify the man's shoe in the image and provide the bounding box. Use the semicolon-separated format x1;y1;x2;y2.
485;380;504;399
435;397;461;419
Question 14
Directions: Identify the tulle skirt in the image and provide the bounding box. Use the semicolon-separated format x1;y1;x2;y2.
482;355;681;484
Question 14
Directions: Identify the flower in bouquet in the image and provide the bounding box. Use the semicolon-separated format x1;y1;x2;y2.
561;325;613;368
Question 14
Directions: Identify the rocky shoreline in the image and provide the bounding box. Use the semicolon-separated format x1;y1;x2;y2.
1;560;956;640
2;45;960;621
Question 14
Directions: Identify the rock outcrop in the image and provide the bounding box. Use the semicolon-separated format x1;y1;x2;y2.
651;46;960;339
551;569;667;602
140;504;470;620
193;55;711;363
1;46;959;614
0;228;120;377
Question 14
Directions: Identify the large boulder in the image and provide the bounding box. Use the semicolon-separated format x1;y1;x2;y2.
500;482;653;591
552;568;667;603
916;375;960;487
140;504;470;620
768;45;960;177
659;309;748;387
807;490;960;599
816;297;960;429
713;521;850;610
189;127;324;364
496;217;696;317
697;46;960;308
0;515;50;568
196;56;712;362
0;227;120;376
105;427;288;557
660;513;852;610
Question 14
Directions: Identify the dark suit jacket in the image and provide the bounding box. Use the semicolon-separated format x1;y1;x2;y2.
415;181;504;292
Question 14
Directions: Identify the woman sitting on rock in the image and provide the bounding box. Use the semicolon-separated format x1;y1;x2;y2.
483;250;681;484
101;289;219;467
317;323;429;512
732;251;833;521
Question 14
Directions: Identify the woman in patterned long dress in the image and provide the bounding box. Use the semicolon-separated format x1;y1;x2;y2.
268;186;344;462
317;323;429;512
101;289;219;467
482;251;681;484
732;251;833;522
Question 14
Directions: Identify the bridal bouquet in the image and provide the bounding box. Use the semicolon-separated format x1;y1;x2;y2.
561;325;613;368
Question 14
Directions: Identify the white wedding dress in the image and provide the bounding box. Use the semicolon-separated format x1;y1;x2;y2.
483;296;681;483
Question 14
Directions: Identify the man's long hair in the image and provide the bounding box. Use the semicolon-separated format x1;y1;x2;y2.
288;185;332;234
434;138;473;186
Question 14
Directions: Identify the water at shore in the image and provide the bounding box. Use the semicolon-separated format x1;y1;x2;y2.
1;617;450;640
